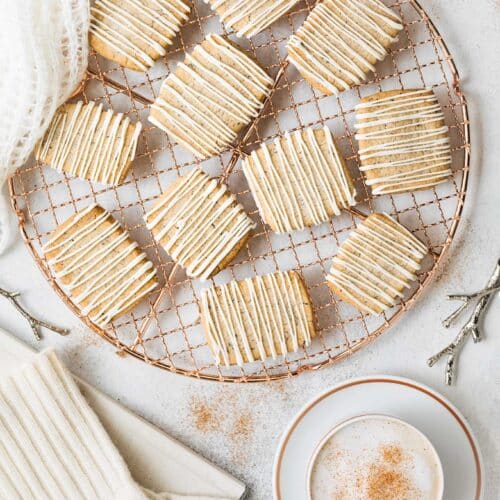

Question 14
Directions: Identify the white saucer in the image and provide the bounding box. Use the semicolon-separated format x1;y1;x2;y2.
273;376;483;500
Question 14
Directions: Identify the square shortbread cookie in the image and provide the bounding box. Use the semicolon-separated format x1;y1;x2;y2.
355;88;452;194
89;0;191;71
287;0;402;95
327;212;427;315
35;101;142;186
148;34;274;159
145;168;255;280
204;0;301;38
200;271;316;366
43;204;158;327
242;126;357;233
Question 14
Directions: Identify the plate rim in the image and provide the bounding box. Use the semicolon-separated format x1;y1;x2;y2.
272;375;483;500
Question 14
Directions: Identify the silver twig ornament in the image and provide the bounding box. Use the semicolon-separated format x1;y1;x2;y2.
0;287;69;340
428;259;500;385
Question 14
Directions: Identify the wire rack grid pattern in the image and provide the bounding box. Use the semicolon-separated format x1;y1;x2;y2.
9;0;470;382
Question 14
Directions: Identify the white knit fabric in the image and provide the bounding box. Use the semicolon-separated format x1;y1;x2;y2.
0;0;89;254
0;350;234;500
0;350;146;499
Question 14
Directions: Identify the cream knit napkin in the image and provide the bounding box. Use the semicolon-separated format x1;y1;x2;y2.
0;0;89;254
0;350;233;500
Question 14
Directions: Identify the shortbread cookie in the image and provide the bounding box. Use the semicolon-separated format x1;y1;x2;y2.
287;0;403;95
145;168;255;280
355;89;452;194
35;101;142;186
200;271;315;366
149;34;274;159
204;0;300;38
327;213;427;315
43;204;158;327
89;0;191;72
242;126;356;233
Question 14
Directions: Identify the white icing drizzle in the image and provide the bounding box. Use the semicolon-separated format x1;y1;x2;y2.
148;34;274;159
243;126;356;233
145;168;255;280
201;271;314;366
355;89;452;194
327;212;427;315
43;205;157;327
90;0;190;71
205;0;300;38
287;0;402;94
35;101;142;186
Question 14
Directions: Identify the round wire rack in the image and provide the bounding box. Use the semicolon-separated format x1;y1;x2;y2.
9;0;470;382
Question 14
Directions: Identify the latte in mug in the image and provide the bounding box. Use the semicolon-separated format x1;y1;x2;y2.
308;415;443;500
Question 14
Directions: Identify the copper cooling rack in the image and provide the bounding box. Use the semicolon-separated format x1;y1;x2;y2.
9;0;470;382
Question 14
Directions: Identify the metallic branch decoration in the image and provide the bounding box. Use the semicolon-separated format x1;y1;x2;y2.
0;287;69;340
428;259;500;385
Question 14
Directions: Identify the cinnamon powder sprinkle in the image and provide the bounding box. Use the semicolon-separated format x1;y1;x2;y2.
365;464;412;500
231;413;254;440
189;396;220;433
188;393;255;440
323;443;419;499
380;444;404;465
187;393;256;466
364;444;415;499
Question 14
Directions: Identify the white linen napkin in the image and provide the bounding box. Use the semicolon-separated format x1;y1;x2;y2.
0;349;233;500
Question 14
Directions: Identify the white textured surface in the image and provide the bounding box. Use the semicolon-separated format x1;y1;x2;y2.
0;1;499;499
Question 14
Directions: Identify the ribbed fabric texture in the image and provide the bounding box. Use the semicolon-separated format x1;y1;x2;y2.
0;350;147;500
